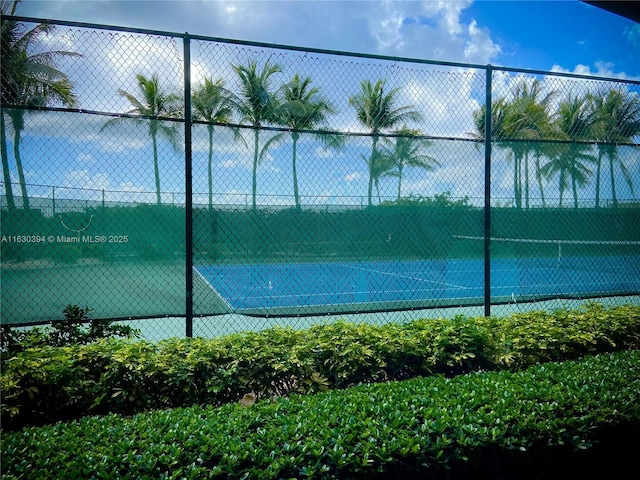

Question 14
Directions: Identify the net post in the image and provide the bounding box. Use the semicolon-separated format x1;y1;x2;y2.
484;65;493;317
184;33;194;338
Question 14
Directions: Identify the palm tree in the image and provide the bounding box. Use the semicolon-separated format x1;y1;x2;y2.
102;73;182;205
379;126;439;201
473;97;528;206
192;77;237;212
531;140;554;208
278;73;335;209
1;0;79;211
349;79;422;207
473;83;556;210
589;89;640;208
541;94;596;209
501;79;556;210
472;97;509;141
232;60;282;211
362;149;396;204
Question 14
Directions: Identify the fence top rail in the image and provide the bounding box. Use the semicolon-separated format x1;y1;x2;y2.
4;14;640;86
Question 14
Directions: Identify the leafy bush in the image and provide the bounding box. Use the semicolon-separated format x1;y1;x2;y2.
1;302;639;430
486;303;640;369
1;304;139;360
2;349;639;479
380;191;473;208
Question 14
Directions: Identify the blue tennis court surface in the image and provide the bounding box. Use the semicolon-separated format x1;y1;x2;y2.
196;255;640;313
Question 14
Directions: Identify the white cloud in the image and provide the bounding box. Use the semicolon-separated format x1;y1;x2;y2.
367;0;499;65
261;157;281;174
438;0;472;37
77;153;94;163
220;159;241;169
15;111;99;142
400;68;483;138
97;133;150;154
345;172;362;182
314;146;335;159
30;27;185;113
464;19;500;63
550;62;640;82
368;3;407;51
58;170;161;203
62;170;111;199
624;24;640;50
400;176;437;197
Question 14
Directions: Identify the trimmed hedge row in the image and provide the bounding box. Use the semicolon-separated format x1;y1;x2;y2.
2;349;639;479
2;302;639;430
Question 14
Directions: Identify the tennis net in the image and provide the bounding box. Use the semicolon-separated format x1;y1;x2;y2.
454;235;640;264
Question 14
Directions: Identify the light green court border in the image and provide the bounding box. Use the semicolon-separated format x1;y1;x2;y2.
116;295;640;342
0;261;231;325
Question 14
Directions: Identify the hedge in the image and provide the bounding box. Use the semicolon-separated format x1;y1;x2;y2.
2;302;640;430
2;349;639;479
5;304;640;429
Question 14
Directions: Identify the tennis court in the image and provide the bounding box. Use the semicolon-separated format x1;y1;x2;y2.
196;249;640;316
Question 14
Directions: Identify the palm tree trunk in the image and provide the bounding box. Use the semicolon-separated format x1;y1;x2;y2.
514;153;521;209
152;132;161;205
0;110;16;212
595;148;603;208
609;153;617;208
292;133;300;210
368;136;378;207
535;153;546;208
207;125;214;212
524;152;530;210
397;165;403;201
252;128;260;211
13;126;30;210
572;161;578;210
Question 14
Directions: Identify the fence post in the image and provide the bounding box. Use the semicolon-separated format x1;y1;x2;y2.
52;186;56;217
484;65;493;317
184;33;194;338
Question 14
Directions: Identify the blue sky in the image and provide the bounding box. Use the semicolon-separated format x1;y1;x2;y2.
4;0;640;209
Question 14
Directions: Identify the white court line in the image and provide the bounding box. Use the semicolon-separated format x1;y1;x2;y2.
341;263;468;290
193;266;234;310
242;285;482;302
454;235;640;245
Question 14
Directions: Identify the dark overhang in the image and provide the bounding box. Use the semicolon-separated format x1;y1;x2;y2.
582;1;640;23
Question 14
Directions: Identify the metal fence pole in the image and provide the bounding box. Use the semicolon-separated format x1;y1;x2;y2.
184;33;194;338
484;65;493;317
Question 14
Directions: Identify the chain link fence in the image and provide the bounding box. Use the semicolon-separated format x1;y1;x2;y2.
2;16;639;340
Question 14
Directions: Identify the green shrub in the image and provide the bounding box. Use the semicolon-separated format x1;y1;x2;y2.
487;303;640;369
2;349;639;480
1;302;639;430
1;305;140;360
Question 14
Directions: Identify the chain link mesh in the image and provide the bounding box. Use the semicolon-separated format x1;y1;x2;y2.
2;17;639;340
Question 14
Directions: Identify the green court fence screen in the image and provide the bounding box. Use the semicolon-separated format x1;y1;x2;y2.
1;15;639;340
